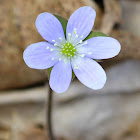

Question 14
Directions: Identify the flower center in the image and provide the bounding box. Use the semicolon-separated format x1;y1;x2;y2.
61;43;76;57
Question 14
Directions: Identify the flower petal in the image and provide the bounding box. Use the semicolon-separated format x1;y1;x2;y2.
66;6;96;42
35;13;65;43
72;57;106;90
77;37;121;59
49;60;72;93
23;42;59;69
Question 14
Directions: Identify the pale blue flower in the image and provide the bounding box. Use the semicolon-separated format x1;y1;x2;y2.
23;6;121;93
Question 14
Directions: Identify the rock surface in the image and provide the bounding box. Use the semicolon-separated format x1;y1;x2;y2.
100;0;122;34
119;0;140;36
110;30;140;61
0;60;140;140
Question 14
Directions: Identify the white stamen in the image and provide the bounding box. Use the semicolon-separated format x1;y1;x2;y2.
68;33;71;37
74;64;79;69
89;52;92;55
50;49;54;51
74;41;88;48
74;28;77;34
64;59;67;64
59;37;62;40
59;58;61;61
80;54;85;57
74;31;77;34
46;47;50;49
80;35;83;38
54;43;57;46
52;57;54;60
52;40;55;42
75;34;78;38
79;40;83;44
84;41;88;45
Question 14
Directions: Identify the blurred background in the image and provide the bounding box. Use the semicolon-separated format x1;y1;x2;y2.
0;0;140;139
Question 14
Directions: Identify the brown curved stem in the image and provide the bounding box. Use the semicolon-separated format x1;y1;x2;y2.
47;86;55;140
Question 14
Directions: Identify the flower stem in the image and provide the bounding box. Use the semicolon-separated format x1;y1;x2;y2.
47;85;55;140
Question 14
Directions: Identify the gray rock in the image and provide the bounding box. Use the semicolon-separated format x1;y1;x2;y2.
0;59;140;140
54;93;140;140
53;59;140;140
119;0;140;36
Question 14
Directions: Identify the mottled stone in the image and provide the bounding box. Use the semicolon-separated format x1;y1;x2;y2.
100;0;122;34
110;30;140;60
119;0;140;36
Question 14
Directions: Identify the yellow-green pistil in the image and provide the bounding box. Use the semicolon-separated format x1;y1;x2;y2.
61;43;76;57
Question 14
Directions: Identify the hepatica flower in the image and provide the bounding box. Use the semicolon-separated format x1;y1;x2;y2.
23;6;121;93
